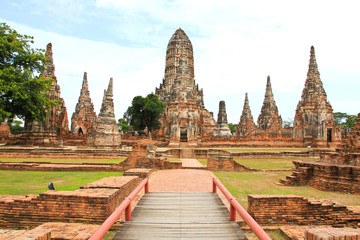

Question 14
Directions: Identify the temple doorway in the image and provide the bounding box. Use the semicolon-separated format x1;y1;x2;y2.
180;127;187;142
327;128;332;142
78;127;84;136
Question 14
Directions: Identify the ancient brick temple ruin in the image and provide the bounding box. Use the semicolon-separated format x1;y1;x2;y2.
280;113;360;194
293;46;341;146
22;43;69;145
213;100;232;137
87;78;121;147
154;28;216;144
71;72;97;136
236;93;256;137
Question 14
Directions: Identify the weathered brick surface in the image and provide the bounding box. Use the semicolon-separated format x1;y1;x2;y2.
305;227;360;240
281;160;360;194
0;176;141;229
207;149;257;171
248;195;360;226
124;168;154;179
0;228;51;240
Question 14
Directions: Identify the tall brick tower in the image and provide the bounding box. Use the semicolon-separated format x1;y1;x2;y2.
257;76;282;130
155;29;216;144
293;46;340;145
23;43;69;144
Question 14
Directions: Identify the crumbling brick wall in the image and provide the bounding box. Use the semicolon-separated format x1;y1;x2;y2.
207;149;257;171
248;195;360;227
0;176;141;229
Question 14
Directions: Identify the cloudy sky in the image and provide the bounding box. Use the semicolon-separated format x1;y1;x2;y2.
1;0;359;125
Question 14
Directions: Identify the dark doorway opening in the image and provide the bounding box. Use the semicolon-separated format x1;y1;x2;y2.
78;127;84;136
180;128;187;142
327;128;332;142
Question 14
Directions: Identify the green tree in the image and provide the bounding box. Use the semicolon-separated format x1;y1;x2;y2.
125;93;165;131
228;123;237;134
117;118;129;133
8;119;24;135
334;112;357;131
0;23;55;123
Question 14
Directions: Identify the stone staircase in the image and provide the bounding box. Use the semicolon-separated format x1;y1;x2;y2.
278;166;312;186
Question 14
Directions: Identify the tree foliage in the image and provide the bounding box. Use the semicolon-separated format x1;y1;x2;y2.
334;112;357;131
0;23;55;123
125;93;165;131
228;123;237;134
8;119;24;135
117;118;129;133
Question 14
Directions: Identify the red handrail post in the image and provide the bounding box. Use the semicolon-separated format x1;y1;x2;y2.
145;180;149;193
230;200;236;221
125;199;131;221
212;178;217;193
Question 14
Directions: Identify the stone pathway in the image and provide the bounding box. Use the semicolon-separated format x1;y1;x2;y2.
149;169;213;192
181;158;205;169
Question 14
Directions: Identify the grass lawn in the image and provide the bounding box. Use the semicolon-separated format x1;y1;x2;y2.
197;158;207;165
0;170;123;195
234;157;318;170
167;158;181;162
220;148;308;152
0;158;125;164
214;171;360;208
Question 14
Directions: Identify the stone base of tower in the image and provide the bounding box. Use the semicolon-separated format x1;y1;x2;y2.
87;122;121;147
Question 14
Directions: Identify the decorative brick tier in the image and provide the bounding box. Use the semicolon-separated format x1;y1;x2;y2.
305;227;360;240
248;195;360;227
0;176;141;229
280;160;360;194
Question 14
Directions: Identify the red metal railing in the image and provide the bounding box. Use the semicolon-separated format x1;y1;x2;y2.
89;178;149;240
212;177;271;240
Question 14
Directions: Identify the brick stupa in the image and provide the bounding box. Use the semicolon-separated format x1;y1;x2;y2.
213;100;232;137
293;46;340;145
236;93;256;137
71;72;97;136
23;43;69;144
155;28;216;144
87;78;121;147
257;76;282;130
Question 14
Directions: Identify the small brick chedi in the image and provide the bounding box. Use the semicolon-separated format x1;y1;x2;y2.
155;28;216;143
213;100;232;137
22;43;69;144
71;72;97;136
87;78;121;146
236;93;256;137
257;75;282;131
293;46;341;146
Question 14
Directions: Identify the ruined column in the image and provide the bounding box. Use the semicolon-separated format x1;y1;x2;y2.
236;93;256;137
213;100;232;137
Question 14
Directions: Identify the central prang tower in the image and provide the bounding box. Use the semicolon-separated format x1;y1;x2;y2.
155;28;216;144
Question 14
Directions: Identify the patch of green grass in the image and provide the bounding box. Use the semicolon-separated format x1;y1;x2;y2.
214;171;360;208
197;158;207;165
167;158;181;162
220;148;309;152
0;170;123;195
0;158;125;164
234;157;318;170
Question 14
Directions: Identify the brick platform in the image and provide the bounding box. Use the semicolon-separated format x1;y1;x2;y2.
248;195;360;227
124;168;154;178
305;227;360;240
0;228;50;240
0;176;141;229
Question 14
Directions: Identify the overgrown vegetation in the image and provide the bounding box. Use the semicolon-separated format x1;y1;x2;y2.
0;170;124;195
0;158;125;164
214;171;360;208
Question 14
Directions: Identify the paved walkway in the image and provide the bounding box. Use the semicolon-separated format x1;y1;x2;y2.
149;169;213;192
181;158;206;169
